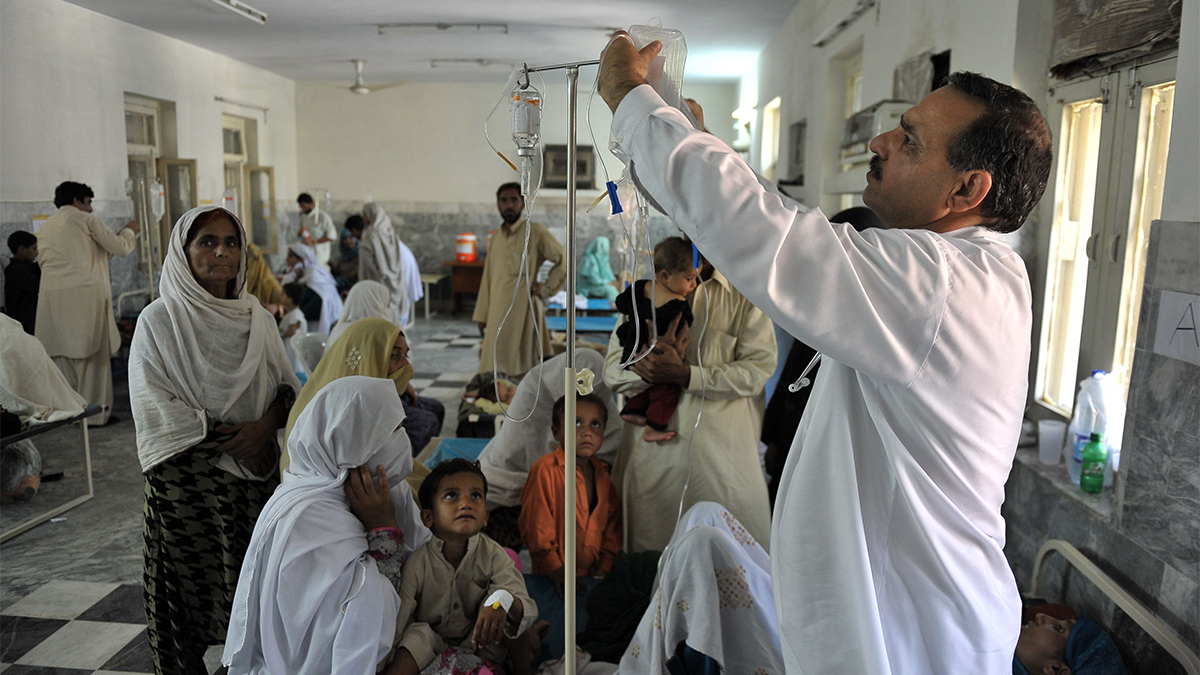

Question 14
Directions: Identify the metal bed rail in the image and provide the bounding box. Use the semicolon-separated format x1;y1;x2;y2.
1027;539;1200;674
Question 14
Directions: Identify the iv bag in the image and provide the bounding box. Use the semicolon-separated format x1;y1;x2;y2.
150;180;166;220
627;23;699;128
511;85;542;156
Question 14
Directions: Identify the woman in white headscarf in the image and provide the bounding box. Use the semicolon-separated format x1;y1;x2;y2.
282;242;343;334
328;279;396;345
130;206;301;675
619;502;783;674
223;376;427;675
359;202;422;327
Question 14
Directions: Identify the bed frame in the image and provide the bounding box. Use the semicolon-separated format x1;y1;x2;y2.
1026;539;1200;674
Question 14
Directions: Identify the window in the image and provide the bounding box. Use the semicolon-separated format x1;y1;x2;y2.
125;94;161;272
1035;58;1176;415
839;52;864;211
761;97;782;181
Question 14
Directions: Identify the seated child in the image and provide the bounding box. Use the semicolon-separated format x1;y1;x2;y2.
279;283;308;376
518;393;621;597
388;458;545;675
456;372;517;438
614;236;697;442
4;230;41;335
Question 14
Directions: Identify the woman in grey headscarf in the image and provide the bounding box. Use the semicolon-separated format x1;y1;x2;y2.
359;203;423;327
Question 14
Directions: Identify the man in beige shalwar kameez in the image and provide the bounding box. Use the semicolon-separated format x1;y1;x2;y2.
604;260;776;552
35;181;139;426
474;183;565;378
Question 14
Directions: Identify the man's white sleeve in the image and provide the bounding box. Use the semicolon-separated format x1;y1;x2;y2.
611;85;949;387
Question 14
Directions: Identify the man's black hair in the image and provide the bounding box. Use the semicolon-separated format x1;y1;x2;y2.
54;181;94;208
344;214;364;233
282;282;306;307
7;230;37;254
297;192;314;205
944;71;1052;234
551;392;610;431
418;458;488;510
496;182;522;199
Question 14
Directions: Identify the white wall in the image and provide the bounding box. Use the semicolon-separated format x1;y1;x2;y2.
753;0;1023;214
0;0;298;205
1160;0;1198;223
295;75;737;206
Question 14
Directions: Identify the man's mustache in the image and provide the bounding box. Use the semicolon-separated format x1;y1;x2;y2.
869;155;883;180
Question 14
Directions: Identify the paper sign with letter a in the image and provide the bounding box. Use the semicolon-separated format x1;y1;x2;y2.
1153;290;1200;366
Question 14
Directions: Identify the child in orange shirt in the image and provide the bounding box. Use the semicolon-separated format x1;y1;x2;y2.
518;393;622;596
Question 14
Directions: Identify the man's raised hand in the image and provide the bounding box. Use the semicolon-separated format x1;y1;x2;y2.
598;31;662;112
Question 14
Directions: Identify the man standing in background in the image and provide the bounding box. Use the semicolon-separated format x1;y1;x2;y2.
474;182;565;378
36;181;140;426
296;192;337;270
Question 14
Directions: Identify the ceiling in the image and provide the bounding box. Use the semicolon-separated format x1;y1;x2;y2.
65;0;796;86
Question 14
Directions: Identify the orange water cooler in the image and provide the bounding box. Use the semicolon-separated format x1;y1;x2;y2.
456;233;477;262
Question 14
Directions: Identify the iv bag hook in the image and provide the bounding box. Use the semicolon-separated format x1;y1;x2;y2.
518;63;531;90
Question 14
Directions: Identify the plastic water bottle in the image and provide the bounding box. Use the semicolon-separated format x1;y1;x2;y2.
1080;433;1107;493
1065;371;1124;486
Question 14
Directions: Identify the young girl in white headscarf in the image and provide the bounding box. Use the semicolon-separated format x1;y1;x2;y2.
359;202;422;327
223;376;429;675
130;205;301;675
282;242;343;334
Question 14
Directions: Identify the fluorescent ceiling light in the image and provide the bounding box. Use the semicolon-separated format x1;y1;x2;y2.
210;0;266;25
812;0;876;47
430;58;514;69
378;23;508;35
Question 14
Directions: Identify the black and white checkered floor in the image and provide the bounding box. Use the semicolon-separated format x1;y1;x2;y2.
1;581;153;674
1;317;487;674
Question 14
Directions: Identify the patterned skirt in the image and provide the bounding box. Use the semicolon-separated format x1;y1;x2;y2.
142;435;279;675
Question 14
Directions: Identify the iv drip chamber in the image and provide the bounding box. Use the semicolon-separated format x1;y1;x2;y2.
511;85;542;157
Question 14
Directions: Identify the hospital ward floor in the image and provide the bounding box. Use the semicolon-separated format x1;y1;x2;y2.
0;316;485;674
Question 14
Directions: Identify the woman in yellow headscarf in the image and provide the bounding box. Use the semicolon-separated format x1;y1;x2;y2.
283;318;413;471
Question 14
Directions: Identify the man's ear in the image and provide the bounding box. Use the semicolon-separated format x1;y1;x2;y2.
420;509;433;529
947;169;992;214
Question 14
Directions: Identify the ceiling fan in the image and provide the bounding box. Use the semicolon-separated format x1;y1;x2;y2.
348;59;403;94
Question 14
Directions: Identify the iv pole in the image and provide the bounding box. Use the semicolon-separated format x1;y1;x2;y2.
519;57;599;675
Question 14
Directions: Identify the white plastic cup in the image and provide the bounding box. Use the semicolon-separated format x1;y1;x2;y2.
1038;420;1067;465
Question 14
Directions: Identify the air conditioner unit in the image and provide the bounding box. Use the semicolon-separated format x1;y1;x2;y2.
841;100;910;155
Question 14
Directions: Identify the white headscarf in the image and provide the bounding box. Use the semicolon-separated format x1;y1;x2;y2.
0;313;87;423
621;502;783;674
285;242;343;334
129;205;300;474
477;348;623;508
358;203;408;324
327;280;395;345
223;377;423;675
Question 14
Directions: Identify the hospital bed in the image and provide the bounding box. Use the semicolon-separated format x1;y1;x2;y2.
1026;539;1199;674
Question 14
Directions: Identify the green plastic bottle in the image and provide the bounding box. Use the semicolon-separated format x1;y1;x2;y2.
1080;432;1106;494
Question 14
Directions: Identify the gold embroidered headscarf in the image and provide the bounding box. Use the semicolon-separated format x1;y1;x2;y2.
282;318;413;471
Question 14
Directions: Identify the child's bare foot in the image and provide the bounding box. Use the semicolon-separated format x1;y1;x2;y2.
643;428;676;442
621;413;647;426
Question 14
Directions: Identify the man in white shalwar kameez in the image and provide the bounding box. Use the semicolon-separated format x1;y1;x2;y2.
35;181;140;426
599;38;1053;675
